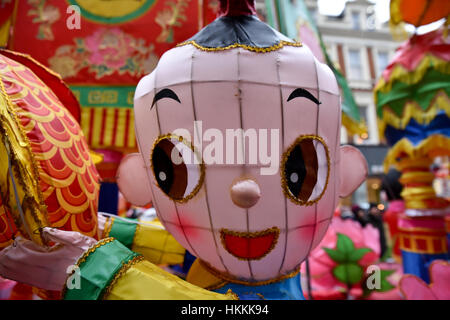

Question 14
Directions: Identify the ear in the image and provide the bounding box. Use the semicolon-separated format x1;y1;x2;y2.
339;145;368;198
116;153;152;206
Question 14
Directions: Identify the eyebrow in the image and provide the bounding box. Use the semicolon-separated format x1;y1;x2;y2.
287;88;321;105
151;88;181;109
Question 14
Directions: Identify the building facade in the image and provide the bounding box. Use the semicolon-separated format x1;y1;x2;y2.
305;0;402;146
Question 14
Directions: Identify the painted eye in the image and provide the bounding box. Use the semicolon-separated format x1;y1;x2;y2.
151;135;204;202
281;135;330;205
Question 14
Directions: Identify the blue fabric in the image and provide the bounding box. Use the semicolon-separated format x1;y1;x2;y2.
384;111;450;147
214;273;305;300
447;233;450;255
169;250;196;278
401;250;449;283
98;182;119;215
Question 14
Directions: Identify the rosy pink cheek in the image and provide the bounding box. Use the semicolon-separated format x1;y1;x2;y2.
176;211;202;241
182;225;201;242
164;222;185;243
295;225;316;244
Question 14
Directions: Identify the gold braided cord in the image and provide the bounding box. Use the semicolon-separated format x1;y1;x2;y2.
225;289;239;300
75;237;115;266
101;255;145;299
0;73;48;245
102;217;114;239
198;259;300;287
377;90;450;136
176;40;302;53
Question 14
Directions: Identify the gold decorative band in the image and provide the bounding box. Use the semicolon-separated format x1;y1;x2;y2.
198;259;300;286
102;217;114;239
101;254;145;299
76;237;115;267
176;40;302;53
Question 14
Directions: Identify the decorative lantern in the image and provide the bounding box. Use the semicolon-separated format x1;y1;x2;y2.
114;0;368;299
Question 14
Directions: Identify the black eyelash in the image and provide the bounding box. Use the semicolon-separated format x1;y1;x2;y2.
151;88;181;109
287;88;321;105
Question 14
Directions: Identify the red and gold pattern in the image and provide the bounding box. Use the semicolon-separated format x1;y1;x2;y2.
398;215;448;254
0;53;100;248
0;197;17;250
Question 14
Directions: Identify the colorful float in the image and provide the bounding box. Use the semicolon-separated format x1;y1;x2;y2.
375;23;450;281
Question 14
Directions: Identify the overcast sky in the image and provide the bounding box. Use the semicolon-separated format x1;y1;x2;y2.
317;0;444;34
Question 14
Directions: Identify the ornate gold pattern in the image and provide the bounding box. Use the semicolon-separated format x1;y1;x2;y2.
150;134;205;203
225;289;239;300
76;237;115;266
102;217;114;239
220;227;280;261
198;259;300;286
176;40;302;53
101;254;145;299
280;135;330;206
0;73;48;245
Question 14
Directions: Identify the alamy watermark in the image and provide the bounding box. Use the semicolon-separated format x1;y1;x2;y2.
66;265;81;290
66;5;81;30
170;121;280;176
365;265;382;290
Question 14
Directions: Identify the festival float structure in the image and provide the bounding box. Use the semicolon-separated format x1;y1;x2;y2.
0;50;100;298
374;23;450;281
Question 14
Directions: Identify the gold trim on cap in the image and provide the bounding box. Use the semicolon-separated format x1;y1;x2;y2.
177;40;302;53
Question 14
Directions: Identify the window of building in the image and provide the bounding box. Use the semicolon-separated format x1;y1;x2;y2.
348;49;363;80
377;51;389;76
351;11;361;30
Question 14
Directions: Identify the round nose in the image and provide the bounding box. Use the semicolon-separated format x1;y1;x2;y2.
230;179;261;209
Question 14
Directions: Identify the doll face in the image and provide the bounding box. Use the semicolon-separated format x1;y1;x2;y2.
132;44;344;281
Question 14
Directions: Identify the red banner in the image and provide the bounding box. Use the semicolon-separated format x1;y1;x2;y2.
9;0;220;152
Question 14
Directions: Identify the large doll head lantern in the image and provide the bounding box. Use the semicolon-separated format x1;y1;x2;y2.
118;0;367;282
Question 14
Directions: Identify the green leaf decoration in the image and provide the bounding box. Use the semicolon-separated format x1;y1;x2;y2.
322;233;375;286
378;269;395;292
335;233;355;254
333;263;364;285
348;248;372;263
323;247;346;263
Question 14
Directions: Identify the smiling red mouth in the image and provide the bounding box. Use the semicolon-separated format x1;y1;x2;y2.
220;227;279;260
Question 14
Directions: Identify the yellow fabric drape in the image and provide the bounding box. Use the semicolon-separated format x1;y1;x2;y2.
131;220;186;265
105;259;236;300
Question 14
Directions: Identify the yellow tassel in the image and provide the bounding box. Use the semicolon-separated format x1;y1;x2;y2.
384;134;450;171
377;90;450;137
374;55;450;97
